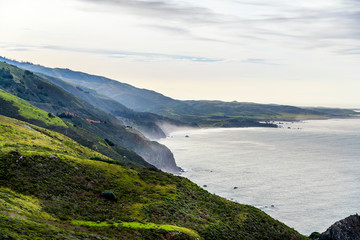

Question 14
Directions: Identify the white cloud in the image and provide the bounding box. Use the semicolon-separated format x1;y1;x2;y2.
0;0;359;107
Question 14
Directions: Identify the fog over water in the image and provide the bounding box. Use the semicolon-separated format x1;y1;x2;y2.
159;119;360;235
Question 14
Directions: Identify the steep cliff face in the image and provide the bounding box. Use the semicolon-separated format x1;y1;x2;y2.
320;214;360;240
116;128;180;173
141;140;181;173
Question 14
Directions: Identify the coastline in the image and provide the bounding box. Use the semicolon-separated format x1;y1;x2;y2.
159;118;360;235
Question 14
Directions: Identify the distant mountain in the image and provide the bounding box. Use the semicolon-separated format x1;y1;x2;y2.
36;72;185;139
304;107;359;117
0;56;177;113
2;56;356;128
0;61;180;172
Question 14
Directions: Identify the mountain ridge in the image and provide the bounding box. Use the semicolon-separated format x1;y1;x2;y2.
0;61;180;172
1;56;357;128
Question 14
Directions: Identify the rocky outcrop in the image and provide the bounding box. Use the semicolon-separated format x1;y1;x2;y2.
133;140;181;174
320;214;360;240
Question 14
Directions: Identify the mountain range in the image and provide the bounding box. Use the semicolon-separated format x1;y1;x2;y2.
2;56;357;129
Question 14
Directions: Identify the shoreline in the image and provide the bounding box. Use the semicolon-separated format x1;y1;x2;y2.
159;118;360;235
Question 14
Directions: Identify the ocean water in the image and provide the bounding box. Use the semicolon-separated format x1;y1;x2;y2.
159;119;360;235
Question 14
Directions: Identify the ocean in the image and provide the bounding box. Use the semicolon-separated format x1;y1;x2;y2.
159;118;360;235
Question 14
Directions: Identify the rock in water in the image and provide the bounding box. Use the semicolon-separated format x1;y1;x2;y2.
320;214;360;240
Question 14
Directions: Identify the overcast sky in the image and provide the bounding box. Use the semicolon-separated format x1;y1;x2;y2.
0;0;359;107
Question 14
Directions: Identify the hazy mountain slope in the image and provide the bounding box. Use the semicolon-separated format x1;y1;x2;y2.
0;115;307;240
304;107;359;116
0;61;180;172
0;56;177;112
37;72;186;139
2;56;354;126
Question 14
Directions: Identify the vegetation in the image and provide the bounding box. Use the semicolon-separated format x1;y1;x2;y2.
0;88;150;168
0;61;179;172
0;116;308;239
0;88;67;127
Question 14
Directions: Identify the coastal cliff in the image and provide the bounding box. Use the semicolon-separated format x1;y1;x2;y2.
320;214;360;240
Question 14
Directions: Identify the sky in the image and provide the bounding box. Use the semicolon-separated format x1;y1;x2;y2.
0;0;359;108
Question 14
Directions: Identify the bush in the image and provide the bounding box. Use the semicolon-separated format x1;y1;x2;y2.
24;70;33;75
0;68;13;79
104;139;115;147
309;232;321;240
101;190;117;201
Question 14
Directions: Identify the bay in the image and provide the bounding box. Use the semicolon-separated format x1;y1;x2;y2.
159;118;360;235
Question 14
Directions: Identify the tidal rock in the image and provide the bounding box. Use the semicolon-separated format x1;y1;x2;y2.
320;214;360;240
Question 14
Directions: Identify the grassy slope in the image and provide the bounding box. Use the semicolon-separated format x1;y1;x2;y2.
0;61;179;172
0;115;307;240
0;88;151;168
0;88;66;127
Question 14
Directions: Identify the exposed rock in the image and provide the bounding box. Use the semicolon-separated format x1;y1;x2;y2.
320;214;360;240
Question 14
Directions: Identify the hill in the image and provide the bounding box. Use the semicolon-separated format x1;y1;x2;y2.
1;56;357;128
0;115;308;239
0;61;180;172
0;88;151;168
36;72;186;139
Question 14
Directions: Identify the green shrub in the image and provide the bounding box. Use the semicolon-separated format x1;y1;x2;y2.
309;232;321;240
104;139;115;147
101;190;117;201
0;68;13;79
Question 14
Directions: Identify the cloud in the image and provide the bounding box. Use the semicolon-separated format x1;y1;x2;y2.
107;49;223;62
337;47;360;55
1;42;224;62
145;25;191;35
242;58;279;65
78;0;360;55
144;24;227;43
80;0;223;24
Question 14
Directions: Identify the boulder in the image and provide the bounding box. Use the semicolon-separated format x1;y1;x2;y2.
320;214;360;240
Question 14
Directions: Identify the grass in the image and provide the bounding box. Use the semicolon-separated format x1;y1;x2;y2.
0;116;308;239
0;115;109;161
0;88;67;127
72;220;201;239
0;61;171;170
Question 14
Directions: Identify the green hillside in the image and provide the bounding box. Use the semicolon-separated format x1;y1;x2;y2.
0;115;307;239
0;87;152;168
0;88;66;127
0;61;180;172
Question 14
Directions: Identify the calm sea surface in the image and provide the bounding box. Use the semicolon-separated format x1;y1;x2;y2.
159;119;360;235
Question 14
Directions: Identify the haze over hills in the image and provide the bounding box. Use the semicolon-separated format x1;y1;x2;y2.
1;56;357;129
36;72;185;140
0;61;180;172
